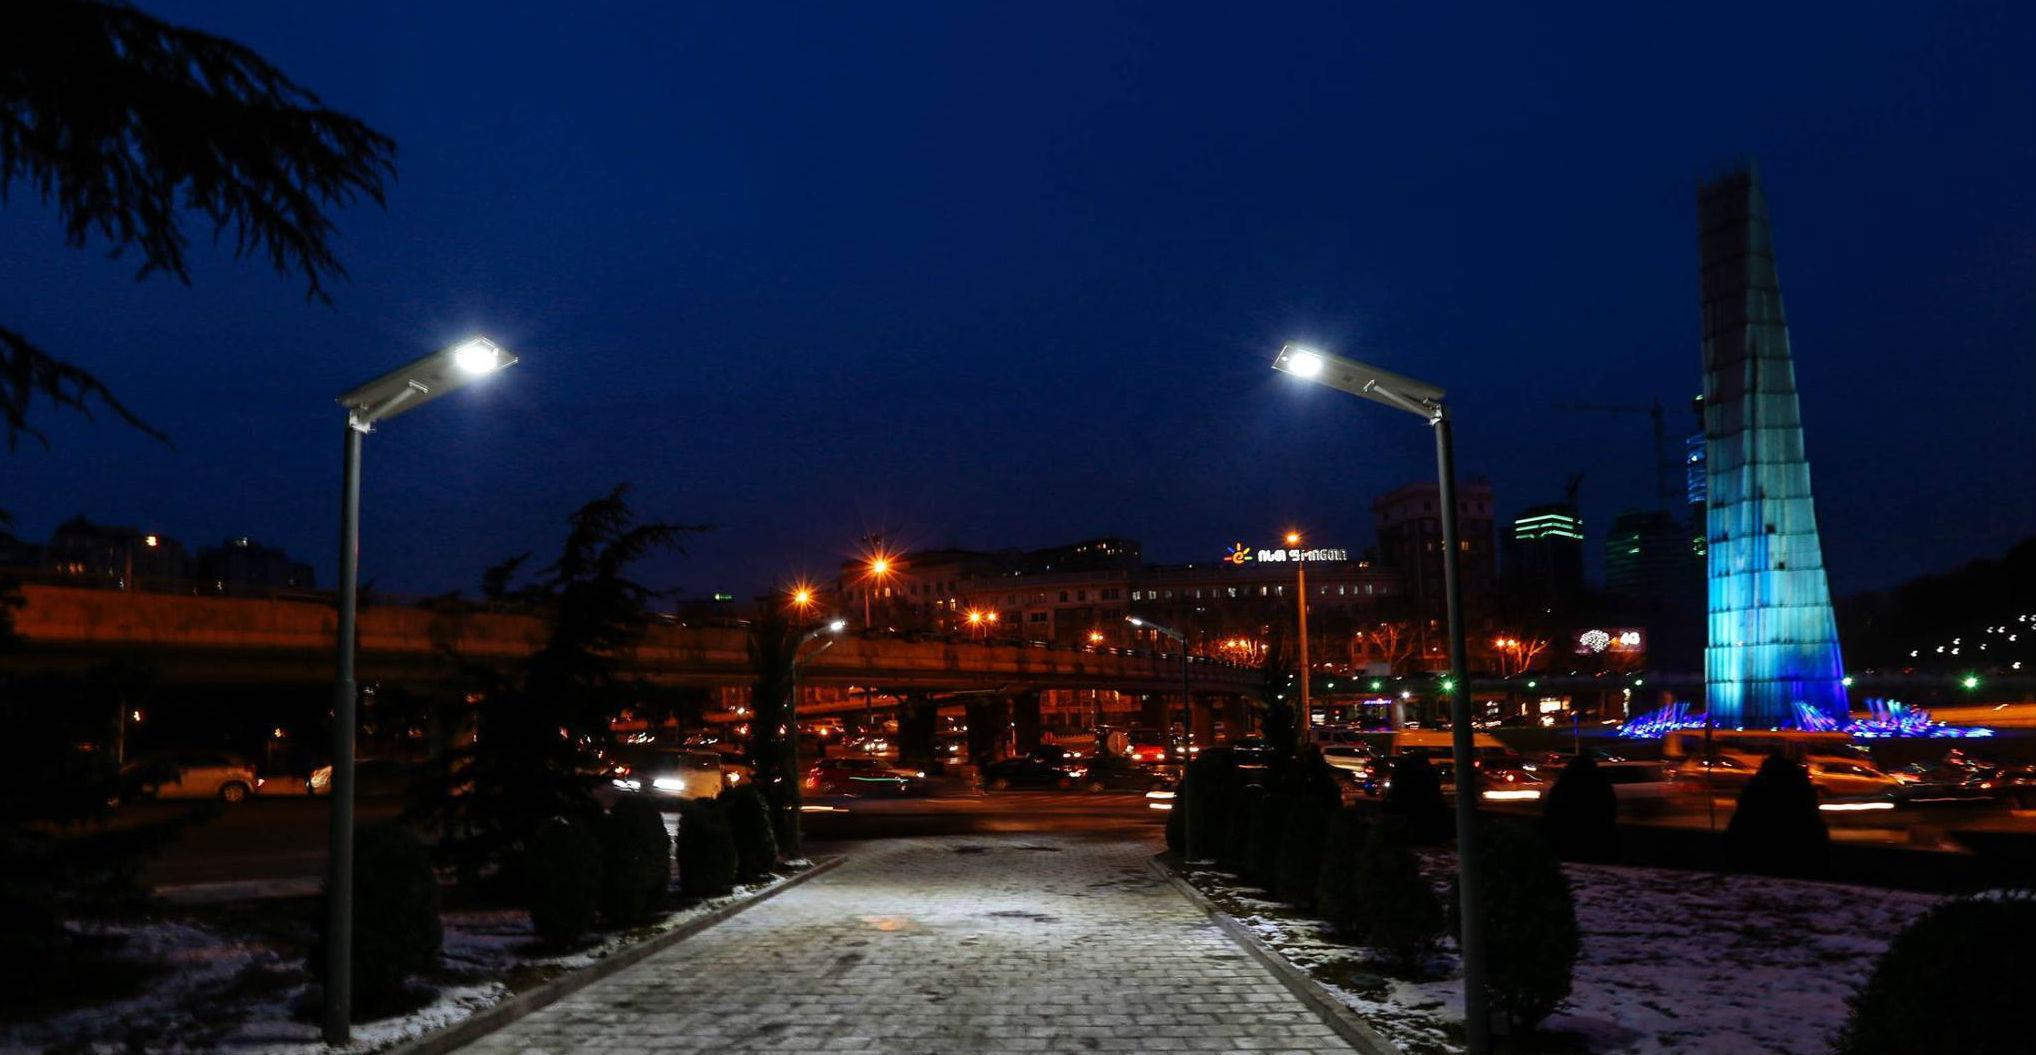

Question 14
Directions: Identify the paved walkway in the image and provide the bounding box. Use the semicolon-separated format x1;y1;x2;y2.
458;832;1354;1054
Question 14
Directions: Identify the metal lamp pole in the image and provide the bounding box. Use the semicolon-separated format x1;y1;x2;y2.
323;337;514;1045
1271;344;1490;1055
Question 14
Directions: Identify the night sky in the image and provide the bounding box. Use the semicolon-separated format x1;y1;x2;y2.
4;1;2031;603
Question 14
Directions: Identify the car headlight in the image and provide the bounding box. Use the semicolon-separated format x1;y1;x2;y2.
611;778;642;792
652;776;684;792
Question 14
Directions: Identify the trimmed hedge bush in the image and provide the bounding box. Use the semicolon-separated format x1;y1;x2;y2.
597;798;671;925
1351;819;1444;972
1274;793;1331;908
1542;754;1620;862
310;823;441;1017
1244;791;1289;891
1835;890;2036;1055
527;817;601;947
1726;754;1829;878
676;798;738;897
1315;806;1368;936
1218;782;1265;876
1381;753;1451;844
718;783;779;881
1183;749;1239;862
1455;820;1578;1033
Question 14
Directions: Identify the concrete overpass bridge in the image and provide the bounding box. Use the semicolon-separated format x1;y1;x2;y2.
4;584;1260;702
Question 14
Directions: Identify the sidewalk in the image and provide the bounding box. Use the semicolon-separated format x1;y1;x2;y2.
450;833;1357;1054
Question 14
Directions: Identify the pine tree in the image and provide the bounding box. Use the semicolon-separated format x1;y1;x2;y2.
406;487;701;890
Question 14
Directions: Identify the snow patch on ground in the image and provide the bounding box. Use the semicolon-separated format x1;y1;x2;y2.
1187;861;1940;1055
2;874;793;1055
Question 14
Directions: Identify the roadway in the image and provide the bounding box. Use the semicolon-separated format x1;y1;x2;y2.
124;789;1165;890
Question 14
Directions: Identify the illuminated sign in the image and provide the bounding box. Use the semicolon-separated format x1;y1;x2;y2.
1575;628;1644;655
1222;541;1349;565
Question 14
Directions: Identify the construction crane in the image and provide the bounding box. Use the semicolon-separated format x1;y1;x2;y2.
1559;398;1673;508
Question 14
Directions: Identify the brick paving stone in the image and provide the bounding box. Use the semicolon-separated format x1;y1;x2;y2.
451;832;1356;1054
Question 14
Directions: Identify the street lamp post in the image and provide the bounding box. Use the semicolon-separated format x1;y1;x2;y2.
1127;615;1195;856
1271;344;1490;1055
324;337;514;1045
1285;529;1310;744
786;618;845;838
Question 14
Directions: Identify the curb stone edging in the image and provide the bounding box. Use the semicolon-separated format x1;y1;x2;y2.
1148;854;1404;1055
379;855;847;1055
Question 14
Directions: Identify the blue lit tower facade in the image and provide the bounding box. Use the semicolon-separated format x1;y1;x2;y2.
1698;169;1847;728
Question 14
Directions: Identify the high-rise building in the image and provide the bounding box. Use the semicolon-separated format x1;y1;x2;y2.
1507;503;1584;611
1373;479;1496;668
1698;168;1847;727
1604;509;1695;603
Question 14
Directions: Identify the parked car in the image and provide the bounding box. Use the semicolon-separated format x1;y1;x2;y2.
804;756;927;797
608;748;731;800
981;751;1078;791
125;750;262;803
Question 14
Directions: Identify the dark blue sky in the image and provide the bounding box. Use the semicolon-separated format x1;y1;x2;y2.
5;1;2031;601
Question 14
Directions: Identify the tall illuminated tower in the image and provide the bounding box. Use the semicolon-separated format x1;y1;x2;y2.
1699;168;1847;728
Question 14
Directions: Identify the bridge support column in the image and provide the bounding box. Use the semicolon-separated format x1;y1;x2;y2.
1140;692;1168;729
1225;695;1250;741
1190;692;1215;746
897;692;940;774
964;696;1008;766
1011;691;1042;755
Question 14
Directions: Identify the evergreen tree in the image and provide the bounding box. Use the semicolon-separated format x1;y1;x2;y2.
406;487;701;890
1726;753;1830;879
745;610;802;856
1381;753;1451;843
1542;753;1620;862
2;0;395;448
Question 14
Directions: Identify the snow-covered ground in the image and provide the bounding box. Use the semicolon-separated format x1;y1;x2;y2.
1;870;802;1055
1187;859;1940;1055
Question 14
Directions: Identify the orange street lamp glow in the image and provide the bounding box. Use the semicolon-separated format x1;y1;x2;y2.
868;556;891;577
1284;530;1302;545
791;586;815;609
966;610;984;625
1088;630;1105;645
986;612;999;623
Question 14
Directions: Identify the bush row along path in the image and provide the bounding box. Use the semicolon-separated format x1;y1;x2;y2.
451;831;1357;1054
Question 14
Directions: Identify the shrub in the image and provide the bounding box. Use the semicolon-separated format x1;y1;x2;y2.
597;798;670;925
1315;806;1368;936
1183;749;1239;862
1541;754;1620;862
1455;820;1578;1033
1726;754;1829;878
1274;794;1331;908
527;817;601;947
718;783;779;881
1834;890;2036;1055
1218;782;1265;876
1245;791;1289;891
1352;819;1445;972
676;798;738;897
310;824;441;1016
1381;754;1451;844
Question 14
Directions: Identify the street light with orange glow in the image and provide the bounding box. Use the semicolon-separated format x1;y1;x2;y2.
1285;528;1310;742
860;553;895;628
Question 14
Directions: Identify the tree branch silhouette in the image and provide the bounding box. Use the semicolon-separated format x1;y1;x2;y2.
0;0;396;448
